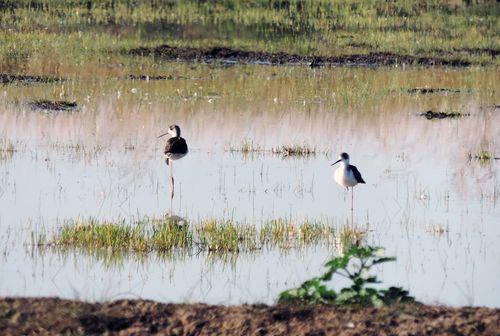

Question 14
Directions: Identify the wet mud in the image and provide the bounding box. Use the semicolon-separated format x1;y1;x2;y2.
129;45;472;67
0;297;498;336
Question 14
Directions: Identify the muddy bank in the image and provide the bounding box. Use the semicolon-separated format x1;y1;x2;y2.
0;297;498;335
129;45;471;67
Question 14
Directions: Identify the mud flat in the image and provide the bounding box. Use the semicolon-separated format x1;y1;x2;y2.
0;297;498;335
129;45;472;67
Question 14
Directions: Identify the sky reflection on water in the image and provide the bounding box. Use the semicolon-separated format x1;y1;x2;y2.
0;64;498;306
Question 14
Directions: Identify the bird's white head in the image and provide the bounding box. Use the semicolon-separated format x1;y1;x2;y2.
331;152;350;166
158;124;181;138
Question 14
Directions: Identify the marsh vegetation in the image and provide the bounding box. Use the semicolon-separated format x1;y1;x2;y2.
37;217;364;259
0;0;498;312
0;0;498;76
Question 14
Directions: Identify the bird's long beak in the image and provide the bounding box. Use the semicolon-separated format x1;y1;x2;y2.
157;132;169;138
331;159;341;166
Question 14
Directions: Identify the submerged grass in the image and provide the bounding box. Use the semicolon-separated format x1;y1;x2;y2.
0;139;18;162
259;219;334;248
272;145;316;157
230;142;318;157
0;140;16;153
468;149;499;163
229;139;262;154
39;216;365;257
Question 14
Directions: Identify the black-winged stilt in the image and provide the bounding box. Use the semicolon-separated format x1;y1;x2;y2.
331;152;365;224
158;125;188;213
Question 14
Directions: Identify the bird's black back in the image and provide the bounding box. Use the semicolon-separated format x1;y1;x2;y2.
349;164;366;184
164;137;188;155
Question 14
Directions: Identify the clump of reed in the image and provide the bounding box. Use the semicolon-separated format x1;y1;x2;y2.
475;149;492;162
0;139;17;161
229;142;317;158
467;149;498;164
39;216;366;256
229;139;262;154
196;219;258;252
56;217;192;254
259;218;336;248
0;139;16;152
272;145;316;157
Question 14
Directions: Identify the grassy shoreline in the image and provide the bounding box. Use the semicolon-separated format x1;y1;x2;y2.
1;0;498;75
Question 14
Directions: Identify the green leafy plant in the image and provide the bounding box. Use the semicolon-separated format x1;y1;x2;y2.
278;245;415;307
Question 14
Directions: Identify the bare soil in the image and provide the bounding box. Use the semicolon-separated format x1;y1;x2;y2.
0;297;498;335
129;45;472;67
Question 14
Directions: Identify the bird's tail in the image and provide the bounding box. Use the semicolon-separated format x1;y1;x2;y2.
165;158;170;166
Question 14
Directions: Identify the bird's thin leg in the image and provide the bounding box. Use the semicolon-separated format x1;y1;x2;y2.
351;187;354;227
169;162;174;215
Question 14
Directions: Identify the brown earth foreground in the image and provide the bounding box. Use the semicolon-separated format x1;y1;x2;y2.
129;45;471;67
0;298;499;336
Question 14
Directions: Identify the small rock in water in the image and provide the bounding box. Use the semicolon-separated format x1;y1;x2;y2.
407;87;462;94
420;110;467;120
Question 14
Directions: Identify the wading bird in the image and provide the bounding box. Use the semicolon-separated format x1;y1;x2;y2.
331;152;365;225
158;125;188;213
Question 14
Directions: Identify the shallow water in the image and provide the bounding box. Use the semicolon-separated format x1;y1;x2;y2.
0;64;499;306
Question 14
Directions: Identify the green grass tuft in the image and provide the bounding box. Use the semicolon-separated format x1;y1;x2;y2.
38;216;365;257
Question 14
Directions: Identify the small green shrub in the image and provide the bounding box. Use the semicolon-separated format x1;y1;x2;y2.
278;245;415;307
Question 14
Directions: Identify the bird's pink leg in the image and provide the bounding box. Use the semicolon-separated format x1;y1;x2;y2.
170;162;174;214
351;187;354;227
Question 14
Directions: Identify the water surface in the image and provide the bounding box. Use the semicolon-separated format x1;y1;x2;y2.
0;64;499;306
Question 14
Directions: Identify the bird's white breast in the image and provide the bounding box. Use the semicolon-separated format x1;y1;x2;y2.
334;166;358;188
165;152;187;161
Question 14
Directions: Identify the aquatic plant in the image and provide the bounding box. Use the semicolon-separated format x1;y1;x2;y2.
474;150;493;162
0;139;17;162
278;245;415;307
38;217;362;256
0;139;16;153
467;149;498;164
229;143;318;158
229;139;262;154
272;145;316;157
